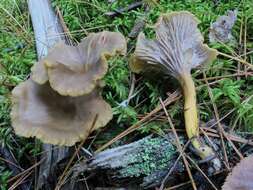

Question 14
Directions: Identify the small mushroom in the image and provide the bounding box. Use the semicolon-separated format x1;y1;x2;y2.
130;11;217;160
222;155;253;190
11;79;112;146
31;31;126;96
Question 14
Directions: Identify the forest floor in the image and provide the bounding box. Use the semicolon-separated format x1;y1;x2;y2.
0;0;253;189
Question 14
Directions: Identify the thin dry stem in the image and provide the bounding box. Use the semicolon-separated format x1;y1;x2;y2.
203;127;253;147
159;98;197;190
165;181;192;190
202;73;245;160
186;155;218;190
203;71;230;169
55;6;75;45
243;16;247;76
8;159;44;184
198;72;253;82
203;71;245;167
55;115;98;190
0;156;23;170
218;51;253;69
159;140;191;190
9;170;33;190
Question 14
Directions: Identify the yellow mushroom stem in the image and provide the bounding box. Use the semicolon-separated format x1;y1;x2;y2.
179;72;215;160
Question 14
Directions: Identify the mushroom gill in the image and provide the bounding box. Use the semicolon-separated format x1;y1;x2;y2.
31;31;126;96
130;11;217;160
11;79;112;146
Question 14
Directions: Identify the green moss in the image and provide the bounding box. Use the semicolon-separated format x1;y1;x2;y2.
0;0;37;186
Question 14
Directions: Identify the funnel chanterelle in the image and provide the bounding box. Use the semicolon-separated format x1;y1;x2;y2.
11;31;127;146
130;11;217;160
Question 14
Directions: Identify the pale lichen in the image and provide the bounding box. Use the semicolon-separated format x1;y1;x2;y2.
118;137;176;178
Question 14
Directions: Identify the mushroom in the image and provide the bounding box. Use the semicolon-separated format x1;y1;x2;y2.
222;155;253;190
31;31;126;96
11;31;127;146
11;79;112;146
130;11;217;160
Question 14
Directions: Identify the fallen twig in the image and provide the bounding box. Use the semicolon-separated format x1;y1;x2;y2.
105;1;143;17
96;90;181;152
159;98;197;190
55;115;98;190
159;140;191;190
0;146;30;190
186;155;218;190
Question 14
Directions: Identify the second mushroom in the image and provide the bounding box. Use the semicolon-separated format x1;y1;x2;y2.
130;11;217;161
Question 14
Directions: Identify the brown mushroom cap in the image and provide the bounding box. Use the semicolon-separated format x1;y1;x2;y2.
130;11;217;78
222;155;253;190
11;79;112;146
31;31;126;96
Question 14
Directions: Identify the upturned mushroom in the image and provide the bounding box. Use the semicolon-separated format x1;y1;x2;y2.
130;11;217;160
31;31;126;96
11;31;127;146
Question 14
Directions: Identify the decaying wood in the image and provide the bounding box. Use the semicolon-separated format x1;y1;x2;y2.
128;17;146;39
128;3;150;39
71;135;189;189
28;0;66;58
68;121;253;189
28;0;72;189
